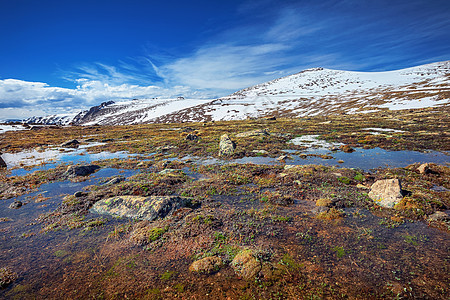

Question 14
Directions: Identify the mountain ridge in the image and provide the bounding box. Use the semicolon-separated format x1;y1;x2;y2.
24;60;450;125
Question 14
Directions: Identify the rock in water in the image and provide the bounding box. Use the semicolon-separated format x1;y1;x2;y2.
0;154;6;168
90;195;191;221
219;134;236;156
64;165;100;178
189;256;223;274
368;179;403;208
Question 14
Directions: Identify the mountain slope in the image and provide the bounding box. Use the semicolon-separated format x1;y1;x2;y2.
25;61;450;125
157;61;449;122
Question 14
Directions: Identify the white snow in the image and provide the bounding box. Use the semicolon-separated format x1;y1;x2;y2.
289;135;344;149
0;124;29;133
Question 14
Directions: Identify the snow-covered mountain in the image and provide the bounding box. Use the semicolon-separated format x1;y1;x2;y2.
24;61;450;125
24;113;77;125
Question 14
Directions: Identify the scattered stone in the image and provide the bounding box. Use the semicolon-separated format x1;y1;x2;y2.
329;146;340;151
265;116;276;121
35;146;45;152
236;129;269;138
0;155;6;168
252;150;269;155
90;195;192;221
181;127;195;133
427;211;449;222
431;185;449;192
8;201;22;209
158;169;180;175
104;176;125;185
84;138;96;142
340;145;354;153
189;256;223;274
231;249;261;280
101;138;114;142
185;133;199;141
74;191;85;197
311;206;329;215
417;163;431;174
368;179;404;208
219;134;236;156
64;165;100;178
276;155;290;161
60;139;80;148
338;160;344;164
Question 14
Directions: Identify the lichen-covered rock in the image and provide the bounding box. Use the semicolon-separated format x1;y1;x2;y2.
236;129;269;138
0;267;17;288
64;165;100;178
219;134;235;156
189;256;223;274
90;196;191;221
231;249;261;280
368;179;403;208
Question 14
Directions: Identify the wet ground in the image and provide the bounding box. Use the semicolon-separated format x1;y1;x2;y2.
0;107;449;299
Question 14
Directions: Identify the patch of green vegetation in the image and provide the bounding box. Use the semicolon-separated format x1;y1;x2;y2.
54;250;69;258
338;176;351;184
160;270;175;281
272;215;292;222
148;226;169;242
353;173;365;182
279;253;302;272
332;246;349;258
403;234;428;246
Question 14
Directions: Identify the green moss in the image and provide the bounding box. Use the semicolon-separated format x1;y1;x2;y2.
160;270;175;281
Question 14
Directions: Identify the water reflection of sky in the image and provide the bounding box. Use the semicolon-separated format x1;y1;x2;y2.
184;147;449;171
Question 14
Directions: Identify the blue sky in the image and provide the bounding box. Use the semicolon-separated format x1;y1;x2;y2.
0;0;449;120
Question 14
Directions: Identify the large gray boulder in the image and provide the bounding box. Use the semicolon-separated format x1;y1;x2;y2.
60;139;80;148
90;195;191;221
219;134;236;156
368;179;403;208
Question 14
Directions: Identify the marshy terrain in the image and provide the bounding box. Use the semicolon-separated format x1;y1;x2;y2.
0;106;449;299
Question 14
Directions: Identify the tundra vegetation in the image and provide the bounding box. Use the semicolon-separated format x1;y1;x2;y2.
0;105;449;299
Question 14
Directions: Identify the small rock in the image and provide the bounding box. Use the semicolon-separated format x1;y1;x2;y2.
64;165;100;178
337;160;344;164
329;146;340;151
340;145;354;153
265;116;276;121
0;155;6;168
189;256;223;274
252;150;268;155
368;179;404;208
417;163;431;174
9;201;22;209
231;250;261;280
101;138;114;142
276;155;290;161
185;133;199;141
74;191;85;197
427;211;449;222
311;206;329;215
431;185;449;192
181;127;195;133
219;134;236;156
60;139;80;148
104;176;125;185
159;169;179;175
